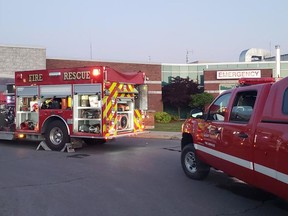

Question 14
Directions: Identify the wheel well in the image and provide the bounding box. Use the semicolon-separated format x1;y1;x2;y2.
181;132;193;150
41;116;70;135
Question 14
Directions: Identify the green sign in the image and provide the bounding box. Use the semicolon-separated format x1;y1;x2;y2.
219;84;237;93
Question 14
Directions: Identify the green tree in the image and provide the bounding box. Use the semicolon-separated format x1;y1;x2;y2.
189;92;214;112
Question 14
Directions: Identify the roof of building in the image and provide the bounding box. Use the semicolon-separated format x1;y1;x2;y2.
239;48;271;62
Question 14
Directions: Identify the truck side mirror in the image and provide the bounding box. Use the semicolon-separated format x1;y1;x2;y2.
190;108;203;118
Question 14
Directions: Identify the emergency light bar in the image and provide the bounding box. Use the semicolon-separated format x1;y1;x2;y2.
239;77;275;86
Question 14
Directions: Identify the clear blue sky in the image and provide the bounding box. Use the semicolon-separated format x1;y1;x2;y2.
1;0;287;63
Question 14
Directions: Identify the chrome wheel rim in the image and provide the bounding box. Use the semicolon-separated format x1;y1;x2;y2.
49;127;63;145
184;151;197;173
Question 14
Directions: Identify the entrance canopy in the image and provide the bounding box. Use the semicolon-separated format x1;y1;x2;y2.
106;67;145;84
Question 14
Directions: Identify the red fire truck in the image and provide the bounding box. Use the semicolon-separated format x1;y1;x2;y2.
0;66;148;151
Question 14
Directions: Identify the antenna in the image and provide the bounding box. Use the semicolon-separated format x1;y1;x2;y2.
269;41;272;56
90;42;93;60
186;50;193;63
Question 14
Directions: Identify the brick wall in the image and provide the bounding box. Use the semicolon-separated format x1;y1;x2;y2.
143;111;155;129
204;69;273;97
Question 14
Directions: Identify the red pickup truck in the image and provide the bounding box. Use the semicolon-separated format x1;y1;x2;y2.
181;77;288;200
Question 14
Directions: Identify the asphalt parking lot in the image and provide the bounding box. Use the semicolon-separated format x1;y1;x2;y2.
0;137;287;216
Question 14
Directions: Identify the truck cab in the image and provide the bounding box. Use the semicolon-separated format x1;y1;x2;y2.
181;77;288;200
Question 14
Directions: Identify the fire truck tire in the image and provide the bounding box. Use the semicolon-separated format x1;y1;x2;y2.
44;120;69;151
0;113;6;128
181;144;210;180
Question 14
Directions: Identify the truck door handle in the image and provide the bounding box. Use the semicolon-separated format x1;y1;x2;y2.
210;128;221;135
238;132;248;138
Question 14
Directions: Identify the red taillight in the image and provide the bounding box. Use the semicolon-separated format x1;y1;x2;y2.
16;73;23;80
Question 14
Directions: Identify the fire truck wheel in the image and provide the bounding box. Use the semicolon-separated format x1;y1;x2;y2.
44;120;69;151
181;144;210;180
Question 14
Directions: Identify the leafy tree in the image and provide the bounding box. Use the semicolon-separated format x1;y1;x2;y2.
189;92;214;112
162;76;201;118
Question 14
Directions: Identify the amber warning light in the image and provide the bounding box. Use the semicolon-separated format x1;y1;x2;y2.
18;134;25;139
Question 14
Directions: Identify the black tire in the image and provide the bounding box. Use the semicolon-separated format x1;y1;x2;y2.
44;120;69;151
181;144;210;180
0;113;7;127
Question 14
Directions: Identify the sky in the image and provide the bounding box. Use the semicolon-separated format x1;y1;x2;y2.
1;0;288;64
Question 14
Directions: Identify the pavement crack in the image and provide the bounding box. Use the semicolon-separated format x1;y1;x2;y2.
67;154;90;159
163;146;181;152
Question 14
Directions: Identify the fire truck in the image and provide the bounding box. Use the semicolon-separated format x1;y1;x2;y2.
181;77;288;200
0;66;148;151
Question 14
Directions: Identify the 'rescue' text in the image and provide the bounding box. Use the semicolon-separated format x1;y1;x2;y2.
63;71;90;80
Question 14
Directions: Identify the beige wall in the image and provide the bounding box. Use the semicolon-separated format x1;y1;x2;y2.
0;45;46;78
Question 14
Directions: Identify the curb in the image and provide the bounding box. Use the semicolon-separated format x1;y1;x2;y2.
135;131;182;140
